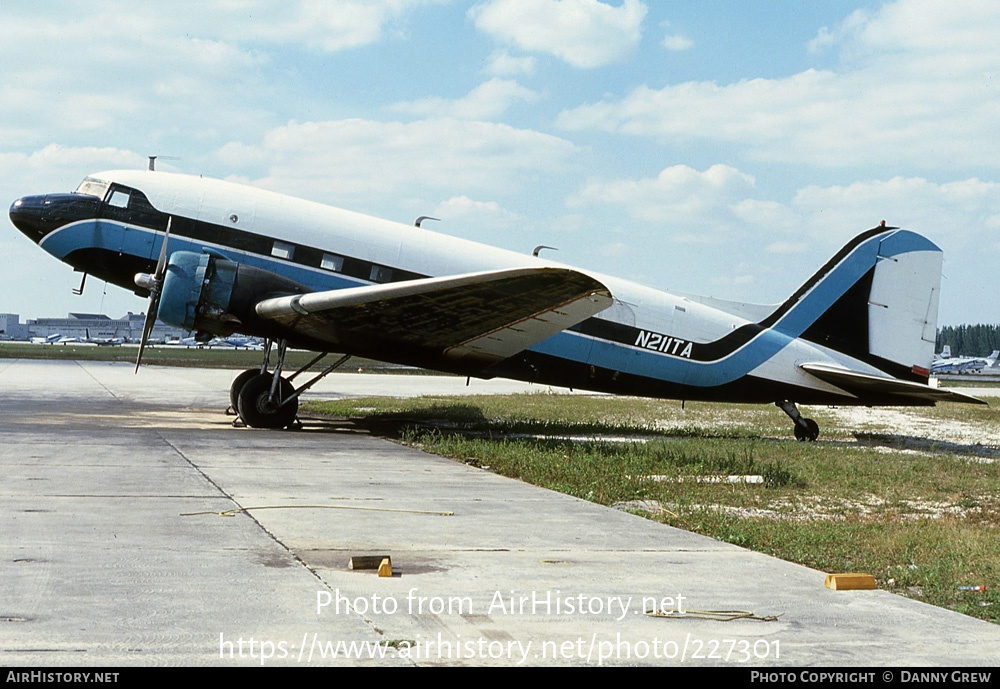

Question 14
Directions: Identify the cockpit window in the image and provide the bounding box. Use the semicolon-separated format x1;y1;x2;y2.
107;189;130;209
75;177;111;200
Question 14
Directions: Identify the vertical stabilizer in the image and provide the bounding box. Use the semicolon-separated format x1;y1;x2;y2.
773;227;943;381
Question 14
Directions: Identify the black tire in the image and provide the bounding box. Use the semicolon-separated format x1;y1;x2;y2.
230;368;262;412
236;374;298;429
794;418;820;442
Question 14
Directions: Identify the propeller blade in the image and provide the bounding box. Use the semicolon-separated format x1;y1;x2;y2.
155;217;172;278
134;292;160;373
134;217;172;373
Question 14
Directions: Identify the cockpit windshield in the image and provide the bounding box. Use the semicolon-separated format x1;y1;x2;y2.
74;177;111;200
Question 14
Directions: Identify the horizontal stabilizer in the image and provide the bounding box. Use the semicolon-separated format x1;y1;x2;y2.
255;267;613;371
800;363;987;405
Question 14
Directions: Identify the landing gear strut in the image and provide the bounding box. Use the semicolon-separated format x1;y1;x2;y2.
776;400;819;442
229;339;352;429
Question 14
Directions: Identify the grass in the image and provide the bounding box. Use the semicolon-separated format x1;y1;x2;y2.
303;393;1000;624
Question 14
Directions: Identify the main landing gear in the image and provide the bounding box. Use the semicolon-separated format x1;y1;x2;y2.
775;400;820;442
229;338;352;429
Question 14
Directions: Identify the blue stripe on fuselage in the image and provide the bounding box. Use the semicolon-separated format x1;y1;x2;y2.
39;219;368;292
529;327;797;388
531;230;938;388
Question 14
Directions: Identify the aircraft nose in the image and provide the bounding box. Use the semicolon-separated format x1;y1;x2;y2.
9;194;51;242
10;192;101;243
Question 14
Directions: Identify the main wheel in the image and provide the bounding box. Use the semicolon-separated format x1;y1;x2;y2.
794;418;820;442
236;374;298;429
230;368;262;412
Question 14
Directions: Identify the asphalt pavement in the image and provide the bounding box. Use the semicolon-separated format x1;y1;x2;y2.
2;359;998;667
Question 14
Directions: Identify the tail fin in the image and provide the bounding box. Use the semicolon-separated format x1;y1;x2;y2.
766;227;941;381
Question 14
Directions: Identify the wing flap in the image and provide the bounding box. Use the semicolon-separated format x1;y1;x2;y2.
255;267;612;371
800;362;987;405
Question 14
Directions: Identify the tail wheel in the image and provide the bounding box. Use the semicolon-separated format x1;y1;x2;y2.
236;374;298;429
794;418;820;442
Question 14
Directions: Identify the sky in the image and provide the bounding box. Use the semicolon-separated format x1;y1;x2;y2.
2;0;999;326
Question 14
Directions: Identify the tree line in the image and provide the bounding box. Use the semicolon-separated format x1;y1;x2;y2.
936;324;1000;356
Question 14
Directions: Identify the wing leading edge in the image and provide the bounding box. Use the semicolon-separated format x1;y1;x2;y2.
255;267;613;372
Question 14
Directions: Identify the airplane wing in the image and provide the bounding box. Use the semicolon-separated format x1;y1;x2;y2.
255;267;613;372
800;363;987;405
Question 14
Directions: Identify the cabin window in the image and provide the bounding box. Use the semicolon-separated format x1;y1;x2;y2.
320;253;344;272
271;240;294;260
107;189;130;209
370;265;392;283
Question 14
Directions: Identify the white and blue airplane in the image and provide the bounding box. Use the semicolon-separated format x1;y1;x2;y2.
9;169;984;436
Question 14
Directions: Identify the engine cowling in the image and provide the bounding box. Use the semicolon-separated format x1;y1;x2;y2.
158;251;309;339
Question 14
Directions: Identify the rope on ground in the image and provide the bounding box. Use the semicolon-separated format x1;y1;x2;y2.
645;608;783;622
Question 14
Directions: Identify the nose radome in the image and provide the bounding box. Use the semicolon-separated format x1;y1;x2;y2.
9;194;49;242
10;192;103;243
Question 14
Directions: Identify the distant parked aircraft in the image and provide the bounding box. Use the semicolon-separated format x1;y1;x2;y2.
84;328;124;346
931;349;1000;374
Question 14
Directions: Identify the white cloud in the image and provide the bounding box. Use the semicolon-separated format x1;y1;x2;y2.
0;6;273;147
485;51;537;77
389;79;542;119
223;0;447;52
732;199;799;233
559;165;1000;319
807;9;869;54
434;195;521;223
216;118;579;204
813;0;1000;73
661;34;693;51
469;0;647;68
661;30;692;51
792;176;1000;247
0;2;445;150
0;145;145;190
657;20;691;52
570;164;756;227
557;0;1000;168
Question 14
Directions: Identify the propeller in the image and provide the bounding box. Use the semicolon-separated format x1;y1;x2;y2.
133;216;172;372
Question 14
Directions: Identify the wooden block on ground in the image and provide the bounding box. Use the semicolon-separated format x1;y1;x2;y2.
825;573;876;590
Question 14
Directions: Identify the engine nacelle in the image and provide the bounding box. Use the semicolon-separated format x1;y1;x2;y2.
158;251;309;338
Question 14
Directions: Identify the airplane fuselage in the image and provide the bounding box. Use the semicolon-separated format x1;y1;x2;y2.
10;169;948;409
